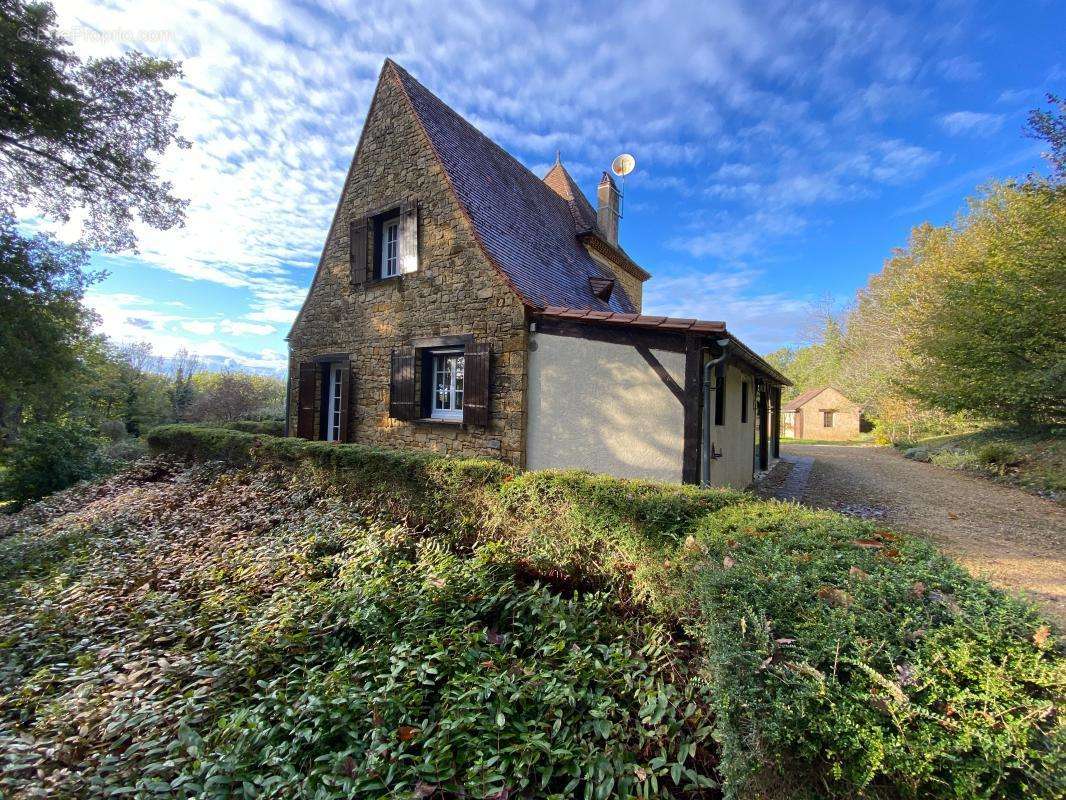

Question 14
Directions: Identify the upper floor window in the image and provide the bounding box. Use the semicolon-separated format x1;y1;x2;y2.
381;217;401;278
823;410;834;428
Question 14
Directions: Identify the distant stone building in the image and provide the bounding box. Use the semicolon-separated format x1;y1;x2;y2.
285;59;790;487
782;387;865;441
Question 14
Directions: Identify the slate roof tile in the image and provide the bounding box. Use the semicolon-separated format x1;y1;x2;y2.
390;61;638;313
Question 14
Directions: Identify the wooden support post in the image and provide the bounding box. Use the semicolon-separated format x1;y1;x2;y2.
758;381;770;471
681;336;702;484
771;386;781;459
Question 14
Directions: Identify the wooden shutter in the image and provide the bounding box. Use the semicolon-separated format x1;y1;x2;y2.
714;362;726;426
296;362;316;439
337;360;353;441
463;343;491;427
399;201;418;274
389;350;416;420
350;218;368;285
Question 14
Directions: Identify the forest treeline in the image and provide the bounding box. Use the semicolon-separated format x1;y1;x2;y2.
767;97;1065;443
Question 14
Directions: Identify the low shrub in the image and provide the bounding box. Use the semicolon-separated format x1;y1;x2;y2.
194;540;717;798
217;419;285;436
976;442;1019;474
97;437;150;470
10;425;1058;799
690;502;1064;799
929;448;979;470
98;419;129;442
0;420;101;508
0;463;717;798
901;446;930;462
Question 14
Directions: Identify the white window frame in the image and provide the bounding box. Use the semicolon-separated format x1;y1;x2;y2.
326;363;343;441
430;348;465;421
381;217;401;278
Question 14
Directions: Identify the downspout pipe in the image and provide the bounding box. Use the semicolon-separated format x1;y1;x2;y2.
700;338;731;486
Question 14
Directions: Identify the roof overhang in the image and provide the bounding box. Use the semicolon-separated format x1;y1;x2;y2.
535;306;792;386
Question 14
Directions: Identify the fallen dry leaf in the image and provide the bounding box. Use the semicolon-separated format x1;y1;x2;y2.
816;587;852;608
1033;625;1051;647
912;581;926;598
849;566;869;580
947;512;959;520
723;556;736;570
852;539;884;549
398;725;419;742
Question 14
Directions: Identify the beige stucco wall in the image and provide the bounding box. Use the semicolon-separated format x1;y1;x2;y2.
526;332;684;482
707;362;757;489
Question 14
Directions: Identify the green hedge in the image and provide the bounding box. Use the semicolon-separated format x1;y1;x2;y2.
216;419;286;436
690;502;1064;799
144;425;1065;799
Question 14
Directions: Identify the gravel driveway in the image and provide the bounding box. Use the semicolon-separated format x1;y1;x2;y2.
760;444;1066;626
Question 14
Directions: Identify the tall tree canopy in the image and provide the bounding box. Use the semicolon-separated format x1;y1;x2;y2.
0;0;188;250
1027;93;1065;182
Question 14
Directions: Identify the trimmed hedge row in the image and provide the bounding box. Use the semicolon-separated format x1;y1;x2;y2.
215;419;286;436
146;425;1065;799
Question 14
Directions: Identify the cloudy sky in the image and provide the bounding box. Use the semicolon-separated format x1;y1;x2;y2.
47;0;1063;371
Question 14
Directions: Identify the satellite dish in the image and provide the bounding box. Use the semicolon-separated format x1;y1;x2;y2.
611;153;636;177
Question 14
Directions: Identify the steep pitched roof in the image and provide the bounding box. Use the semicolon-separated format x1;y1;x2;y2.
389;60;638;313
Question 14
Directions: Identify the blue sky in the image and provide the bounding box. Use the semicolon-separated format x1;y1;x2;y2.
44;0;1063;371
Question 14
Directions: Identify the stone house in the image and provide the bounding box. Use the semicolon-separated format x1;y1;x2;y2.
781;387;865;441
286;59;789;488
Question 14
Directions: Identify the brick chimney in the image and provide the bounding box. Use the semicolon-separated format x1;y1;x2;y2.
596;172;620;246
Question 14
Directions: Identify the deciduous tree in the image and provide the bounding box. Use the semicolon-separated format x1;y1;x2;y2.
0;0;189;250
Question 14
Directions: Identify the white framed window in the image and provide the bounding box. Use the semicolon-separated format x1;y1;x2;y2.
431;349;464;420
326;363;343;441
381;217;401;278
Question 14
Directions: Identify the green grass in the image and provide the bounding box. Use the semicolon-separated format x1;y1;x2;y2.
905;426;1065;500
0;424;1061;800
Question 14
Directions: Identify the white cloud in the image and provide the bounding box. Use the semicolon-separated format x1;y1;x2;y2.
938;111;1007;137
84;291;285;370
643;269;814;351
220;319;276;336
181;320;217;335
46;0;983;351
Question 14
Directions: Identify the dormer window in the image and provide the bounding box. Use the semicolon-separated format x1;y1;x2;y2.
588;276;615;302
381;217;401;278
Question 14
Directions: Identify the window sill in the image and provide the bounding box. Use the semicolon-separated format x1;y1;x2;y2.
414;417;464;427
364;274;403;287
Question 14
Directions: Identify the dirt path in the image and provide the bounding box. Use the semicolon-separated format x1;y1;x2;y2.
760;444;1066;626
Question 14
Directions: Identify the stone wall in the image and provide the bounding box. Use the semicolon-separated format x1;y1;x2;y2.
287;67;528;465
792;387;862;440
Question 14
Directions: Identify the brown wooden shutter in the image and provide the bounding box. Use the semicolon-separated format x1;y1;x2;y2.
389;350;416;420
337;360;353;441
463;343;491;427
350;218;368;285
296;362;316;439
